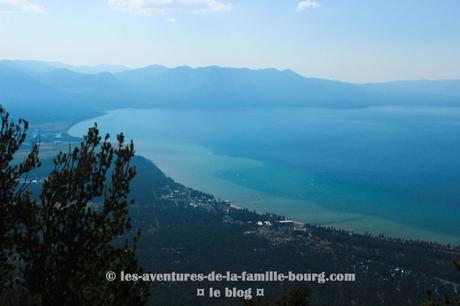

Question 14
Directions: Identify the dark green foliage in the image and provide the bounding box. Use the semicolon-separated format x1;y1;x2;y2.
422;260;460;306
0;106;149;305
454;260;460;272
243;289;309;306
278;288;309;306
0;106;40;289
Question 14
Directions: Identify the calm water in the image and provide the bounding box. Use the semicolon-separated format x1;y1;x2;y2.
69;107;460;244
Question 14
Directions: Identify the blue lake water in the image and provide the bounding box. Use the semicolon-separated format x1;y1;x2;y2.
68;107;460;244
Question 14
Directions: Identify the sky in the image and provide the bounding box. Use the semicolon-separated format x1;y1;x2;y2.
0;0;459;83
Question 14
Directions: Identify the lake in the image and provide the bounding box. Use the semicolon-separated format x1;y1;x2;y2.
68;106;460;244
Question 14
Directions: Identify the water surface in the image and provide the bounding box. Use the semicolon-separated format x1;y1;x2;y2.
69;107;460;244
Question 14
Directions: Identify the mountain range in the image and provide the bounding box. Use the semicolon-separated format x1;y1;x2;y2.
1;60;459;124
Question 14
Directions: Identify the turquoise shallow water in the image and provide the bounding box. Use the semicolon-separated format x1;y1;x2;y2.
68;107;460;244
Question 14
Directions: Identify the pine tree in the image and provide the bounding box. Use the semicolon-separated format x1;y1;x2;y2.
0;106;149;305
422;260;460;306
244;288;309;306
0;106;40;290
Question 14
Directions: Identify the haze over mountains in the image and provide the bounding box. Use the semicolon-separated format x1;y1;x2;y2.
1;60;459;124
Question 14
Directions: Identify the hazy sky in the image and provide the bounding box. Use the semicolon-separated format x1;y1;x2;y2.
1;0;459;82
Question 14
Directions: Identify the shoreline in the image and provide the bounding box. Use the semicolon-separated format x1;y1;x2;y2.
139;149;460;245
66;110;460;246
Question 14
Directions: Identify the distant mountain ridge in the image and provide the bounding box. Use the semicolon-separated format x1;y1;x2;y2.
1;60;459;124
0;60;130;74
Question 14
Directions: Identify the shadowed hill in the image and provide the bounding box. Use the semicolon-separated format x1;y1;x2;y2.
0;63;96;123
116;65;368;108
